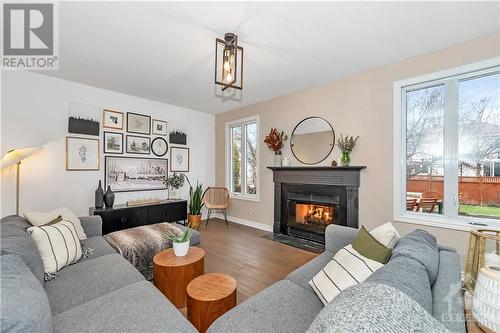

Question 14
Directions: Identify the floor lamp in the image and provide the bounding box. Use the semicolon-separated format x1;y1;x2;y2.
1;147;42;215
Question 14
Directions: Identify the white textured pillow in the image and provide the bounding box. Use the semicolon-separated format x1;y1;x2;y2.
309;245;383;306
370;222;400;249
24;207;86;240
27;220;83;280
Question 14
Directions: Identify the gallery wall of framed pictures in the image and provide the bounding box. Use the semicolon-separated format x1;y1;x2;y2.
66;103;191;193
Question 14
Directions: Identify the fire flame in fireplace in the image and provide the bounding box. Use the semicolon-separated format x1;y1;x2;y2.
296;204;334;226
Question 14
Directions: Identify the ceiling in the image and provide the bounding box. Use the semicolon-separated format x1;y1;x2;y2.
42;1;500;114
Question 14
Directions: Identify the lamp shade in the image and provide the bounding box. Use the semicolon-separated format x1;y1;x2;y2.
0;147;42;169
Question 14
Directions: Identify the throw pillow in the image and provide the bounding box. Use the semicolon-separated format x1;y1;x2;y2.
369;222;400;249
24;207;87;240
352;226;392;264
309;244;383;306
27;220;83;280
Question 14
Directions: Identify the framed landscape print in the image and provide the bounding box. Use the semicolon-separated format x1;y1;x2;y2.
103;109;124;130
66;137;100;171
103;131;123;154
105;156;167;192
127;112;151;135
151;137;168;157
152;119;168;136
68;102;100;136
126;135;150;154
170;146;189;172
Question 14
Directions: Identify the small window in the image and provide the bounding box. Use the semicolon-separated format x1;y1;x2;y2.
226;116;259;200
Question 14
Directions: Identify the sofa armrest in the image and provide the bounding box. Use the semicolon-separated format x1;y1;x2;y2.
79;215;102;238
325;224;358;254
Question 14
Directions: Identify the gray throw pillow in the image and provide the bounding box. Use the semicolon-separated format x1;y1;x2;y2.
0;254;53;333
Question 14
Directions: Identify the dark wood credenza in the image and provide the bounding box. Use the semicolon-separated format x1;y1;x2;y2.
90;200;187;235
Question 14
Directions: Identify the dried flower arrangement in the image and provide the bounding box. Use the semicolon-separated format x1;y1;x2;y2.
337;134;359;154
264;128;288;152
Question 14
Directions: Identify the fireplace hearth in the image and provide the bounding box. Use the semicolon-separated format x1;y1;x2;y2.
268;166;365;248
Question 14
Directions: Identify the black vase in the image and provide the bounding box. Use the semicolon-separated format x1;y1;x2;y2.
95;180;104;208
104;185;115;208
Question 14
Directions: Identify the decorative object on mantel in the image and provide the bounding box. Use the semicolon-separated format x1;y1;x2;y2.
282;157;291;167
126;198;161;207
104;185;115;208
337;134;359;166
290;117;335;165
186;177;204;229
264;128;288;166
165;173;185;200
95;180;104;209
215;32;243;91
162;222;195;257
331;160;337;167
169;130;187;145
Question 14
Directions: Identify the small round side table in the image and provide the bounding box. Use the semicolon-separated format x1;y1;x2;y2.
187;273;237;333
153;247;205;308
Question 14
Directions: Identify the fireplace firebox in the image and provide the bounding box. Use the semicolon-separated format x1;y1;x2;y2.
269;166;365;247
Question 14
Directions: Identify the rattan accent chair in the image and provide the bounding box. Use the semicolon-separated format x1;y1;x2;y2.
203;187;230;228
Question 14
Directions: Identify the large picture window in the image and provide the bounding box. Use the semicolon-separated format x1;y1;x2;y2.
395;59;499;228
226;116;259;200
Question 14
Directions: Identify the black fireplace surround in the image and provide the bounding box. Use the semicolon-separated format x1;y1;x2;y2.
268;166;366;245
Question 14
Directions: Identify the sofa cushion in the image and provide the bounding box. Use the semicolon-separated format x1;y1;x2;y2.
287;252;333;292
44;253;144;314
366;256;432;313
1;254;52;333
54;281;196;333
207;280;323;333
80;236;117;261
369;222;400;249
392;229;439;286
24;207;87;240
352;226;392;264
0;218;45;284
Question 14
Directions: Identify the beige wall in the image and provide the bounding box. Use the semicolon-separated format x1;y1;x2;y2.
215;33;500;269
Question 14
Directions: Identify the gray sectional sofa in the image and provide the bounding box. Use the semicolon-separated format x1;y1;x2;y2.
0;215;199;333
207;224;466;333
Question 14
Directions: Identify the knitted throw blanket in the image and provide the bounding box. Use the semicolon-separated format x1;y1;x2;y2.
307;282;449;333
103;222;183;280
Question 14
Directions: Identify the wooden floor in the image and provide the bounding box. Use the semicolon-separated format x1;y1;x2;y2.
197;218;318;304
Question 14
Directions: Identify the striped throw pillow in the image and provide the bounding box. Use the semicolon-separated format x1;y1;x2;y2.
27;220;82;280
309;244;384;306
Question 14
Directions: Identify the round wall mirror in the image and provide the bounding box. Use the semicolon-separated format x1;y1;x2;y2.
290;117;335;165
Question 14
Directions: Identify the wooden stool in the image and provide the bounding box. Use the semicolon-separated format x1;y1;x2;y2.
187;273;237;333
153;247;204;308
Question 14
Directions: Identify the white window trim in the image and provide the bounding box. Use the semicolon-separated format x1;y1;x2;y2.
225;115;260;202
393;57;500;231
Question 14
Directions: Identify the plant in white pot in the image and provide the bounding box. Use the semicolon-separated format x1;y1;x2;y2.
163;224;194;257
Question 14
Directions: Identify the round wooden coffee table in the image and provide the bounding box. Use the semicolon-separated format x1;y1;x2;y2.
187;273;237;333
153;247;204;308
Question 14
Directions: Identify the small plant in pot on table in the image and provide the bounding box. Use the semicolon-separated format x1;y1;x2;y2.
186;177;204;230
163;224;195;257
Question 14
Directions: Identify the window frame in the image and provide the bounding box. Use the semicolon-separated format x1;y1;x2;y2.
225;115;260;201
393;58;500;230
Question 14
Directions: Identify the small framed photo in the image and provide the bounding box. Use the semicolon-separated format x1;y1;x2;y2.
152;119;168;136
151;137;168;157
127;112;151;135
66;137;100;171
170;146;189;172
103;131;123;154
126;135;151;154
103;109;124;130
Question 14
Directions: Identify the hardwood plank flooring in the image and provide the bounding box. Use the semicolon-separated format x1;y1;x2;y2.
197;218;318;304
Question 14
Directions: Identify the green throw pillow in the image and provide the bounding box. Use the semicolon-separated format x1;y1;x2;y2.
352;226;392;264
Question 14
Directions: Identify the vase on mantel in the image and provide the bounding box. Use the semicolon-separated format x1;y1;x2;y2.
340;152;351;167
104;185;115;208
94;180;104;208
274;151;282;166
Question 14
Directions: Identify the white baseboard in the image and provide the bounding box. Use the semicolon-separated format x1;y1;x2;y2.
212;213;273;232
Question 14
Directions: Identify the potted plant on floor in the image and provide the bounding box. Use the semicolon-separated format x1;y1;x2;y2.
186;177;204;229
163;224;194;256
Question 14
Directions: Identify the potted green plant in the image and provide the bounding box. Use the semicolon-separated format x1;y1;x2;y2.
186;177;204;229
337;134;359;166
164;173;185;200
163;224;194;256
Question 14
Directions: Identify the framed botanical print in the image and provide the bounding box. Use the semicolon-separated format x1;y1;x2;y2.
126;135;151;154
105;156;167;192
66;137;100;171
127;112;151;135
103;109;124;130
152;119;168;136
151;137;168;157
170;146;189;172
103;131;123;154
